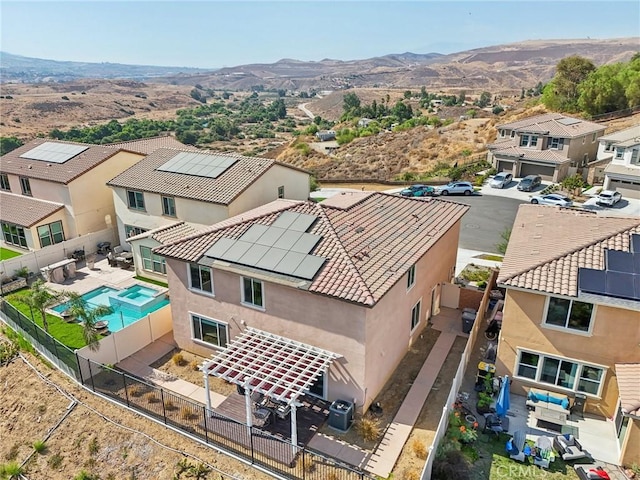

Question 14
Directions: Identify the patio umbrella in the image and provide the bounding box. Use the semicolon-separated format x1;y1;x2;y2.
495;375;510;418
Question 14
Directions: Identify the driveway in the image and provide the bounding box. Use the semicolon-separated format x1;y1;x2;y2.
478;177;548;202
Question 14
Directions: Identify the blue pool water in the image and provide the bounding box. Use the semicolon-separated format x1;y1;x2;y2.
52;285;169;332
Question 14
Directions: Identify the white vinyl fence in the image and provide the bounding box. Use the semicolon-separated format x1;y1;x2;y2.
420;270;498;479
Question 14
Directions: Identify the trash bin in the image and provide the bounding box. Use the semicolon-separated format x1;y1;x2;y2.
461;309;476;334
328;399;354;431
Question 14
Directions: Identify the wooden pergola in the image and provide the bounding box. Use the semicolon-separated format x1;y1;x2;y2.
202;327;340;449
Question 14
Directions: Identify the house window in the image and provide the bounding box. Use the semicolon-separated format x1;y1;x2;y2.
20;177;32;196
630;149;639;165
161;196;176;217
583;153;589;166
549;138;564;150
0;174;10;191
242;277;264;308
515;349;605;396
544;297;594;333
582;137;586;145
510;131;515;138
127;190;145;210
410;300;421;331
407;265;416;290
605;142;614;152
277;186;285;199
1;222;27;248
191;314;227;348
37;221;64;248
519;135;529;147
124;225;147;238
140;246;166;274
615;148;624;159
189;264;213;295
500;129;506;138
520;135;538;148
592;132;597;143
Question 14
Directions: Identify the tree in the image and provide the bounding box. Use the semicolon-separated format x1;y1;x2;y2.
458;91;466;105
17;279;63;333
578;64;627;115
404;90;412;99
496;227;512;255
66;292;113;351
475;92;491;108
342;92;361;116
0;136;23;155
542;55;595;112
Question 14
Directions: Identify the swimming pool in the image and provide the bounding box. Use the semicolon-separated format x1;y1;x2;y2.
52;285;169;332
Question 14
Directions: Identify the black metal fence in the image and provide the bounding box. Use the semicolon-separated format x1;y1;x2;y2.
0;301;374;480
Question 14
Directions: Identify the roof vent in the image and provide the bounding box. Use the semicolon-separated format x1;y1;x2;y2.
355;226;365;234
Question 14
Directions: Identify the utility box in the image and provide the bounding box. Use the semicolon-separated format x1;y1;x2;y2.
328;399;354;431
461;309;476;334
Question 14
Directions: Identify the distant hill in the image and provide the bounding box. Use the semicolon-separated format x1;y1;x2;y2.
0;52;212;83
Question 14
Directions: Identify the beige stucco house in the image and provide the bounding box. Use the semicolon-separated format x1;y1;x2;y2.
107;148;311;281
598;124;640;199
0;138;145;252
496;204;640;465
488;113;605;182
154;192;468;411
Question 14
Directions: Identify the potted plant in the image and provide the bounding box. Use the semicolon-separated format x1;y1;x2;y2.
476;391;494;415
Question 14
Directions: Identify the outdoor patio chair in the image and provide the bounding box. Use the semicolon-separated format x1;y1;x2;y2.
554;434;590;461
506;430;528;462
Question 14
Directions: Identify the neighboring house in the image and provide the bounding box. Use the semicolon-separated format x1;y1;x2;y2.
0;139;145;251
358;118;373;127
315;130;336;142
154;192;468;411
598;125;640;199
488;113;605;182
496;204;640;465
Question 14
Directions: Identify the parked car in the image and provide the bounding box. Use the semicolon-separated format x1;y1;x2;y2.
400;184;435;197
435;181;474;196
530;193;573;207
489;172;513;189
517;175;542;192
596;190;622;206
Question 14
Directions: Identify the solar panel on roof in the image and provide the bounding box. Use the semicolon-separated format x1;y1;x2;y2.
578;268;606;295
254;247;288;270
237;243;270;265
19;142;88;163
271;211;298;229
275;251;306;275
632;234;640;254
557;118;581;126
157;151;238;179
606;250;634;273
606;272;636;299
222;240;253;262
635;275;640;300
242;224;270;243
273;230;304;250
255;226;286;247
289;214;317;232
293;255;326;280
290;232;321;254
204;237;236;259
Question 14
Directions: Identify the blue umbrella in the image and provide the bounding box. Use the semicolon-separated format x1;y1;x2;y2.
495;375;510;418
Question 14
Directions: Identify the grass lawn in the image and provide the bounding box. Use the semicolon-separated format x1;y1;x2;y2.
134;275;168;288
0;247;22;260
6;292;90;349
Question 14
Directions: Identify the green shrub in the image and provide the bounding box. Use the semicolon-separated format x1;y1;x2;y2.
32;440;47;454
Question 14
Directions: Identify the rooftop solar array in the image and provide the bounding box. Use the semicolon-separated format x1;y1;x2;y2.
19;142;89;163
157;151;237;179
203;212;325;280
557;117;581;126
578;235;640;301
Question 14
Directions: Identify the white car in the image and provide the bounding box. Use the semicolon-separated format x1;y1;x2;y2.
596;190;622;206
530;193;573;207
435;181;474;196
489;172;513;189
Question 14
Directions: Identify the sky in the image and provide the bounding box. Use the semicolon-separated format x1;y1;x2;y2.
1;1;639;69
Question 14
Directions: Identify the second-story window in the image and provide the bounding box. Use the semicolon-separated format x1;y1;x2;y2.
631;149;639;165
189;264;213;295
549;137;564;150
604;142;614;152
592;132;597;143
242;277;264;308
37;221;65;248
162;196;176;217
615;148;625;159
407;265;416;290
127;190;145;210
519;135;538;148
544;296;594;333
277;186;285;199
0;174;10;191
20;177;32;196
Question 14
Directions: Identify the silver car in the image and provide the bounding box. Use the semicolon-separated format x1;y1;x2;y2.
530;193;573;207
489;172;513;189
596;190;622;206
435;181;474;196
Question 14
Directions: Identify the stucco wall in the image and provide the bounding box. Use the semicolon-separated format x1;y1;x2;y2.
68;151;143;236
565;133;602;167
26;209;71;251
621;418;640;465
129;237;168;283
496;288;640;418
166;258;368;406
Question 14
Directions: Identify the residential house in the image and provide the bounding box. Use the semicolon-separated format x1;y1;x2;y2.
154;192;468;411
496;204;640;465
107;148;311;277
488;113;605;182
358;118;373;128
315;130;336;142
0;139;145;251
598;125;640;199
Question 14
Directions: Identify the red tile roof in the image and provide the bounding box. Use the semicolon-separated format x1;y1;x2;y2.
126;221;198;245
498;205;640;297
156;194;468;306
497;113;604;138
0;192;64;227
488;140;570;164
615;364;640;416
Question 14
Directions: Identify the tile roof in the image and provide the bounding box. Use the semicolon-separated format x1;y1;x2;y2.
615;364;640;416
497;113;604;138
488;141;569;164
0;138;126;184
156;194;469;306
106;136;198;155
604;163;640;179
0;192;64;227
498;205;640;297
599;124;640;143
127;221;198;245
107;148;290;205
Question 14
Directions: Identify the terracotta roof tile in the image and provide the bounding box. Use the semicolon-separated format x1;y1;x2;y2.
0;192;64;227
107;148;287;205
498;205;640;297
616;364;640;416
106;136;198;155
156;194;468;306
488;141;570;164
0;138;126;184
127;221;198;245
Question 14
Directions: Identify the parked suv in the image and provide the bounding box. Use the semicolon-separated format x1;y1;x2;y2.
517;175;542;192
435;181;474;196
596;190;622;206
489;172;513;189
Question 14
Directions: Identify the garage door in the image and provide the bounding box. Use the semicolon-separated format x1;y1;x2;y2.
520;163;555;180
497;160;513;173
609;180;640;199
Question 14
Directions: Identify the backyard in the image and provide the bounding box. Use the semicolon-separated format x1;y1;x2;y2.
0;247;22;260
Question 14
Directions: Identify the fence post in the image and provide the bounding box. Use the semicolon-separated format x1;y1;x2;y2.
75;352;83;385
87;359;96;392
123;373;131;407
160;389;167;424
249;426;255;462
202;405;208;443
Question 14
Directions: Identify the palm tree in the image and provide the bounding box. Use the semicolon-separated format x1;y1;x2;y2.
66;291;113;351
17;279;63;333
